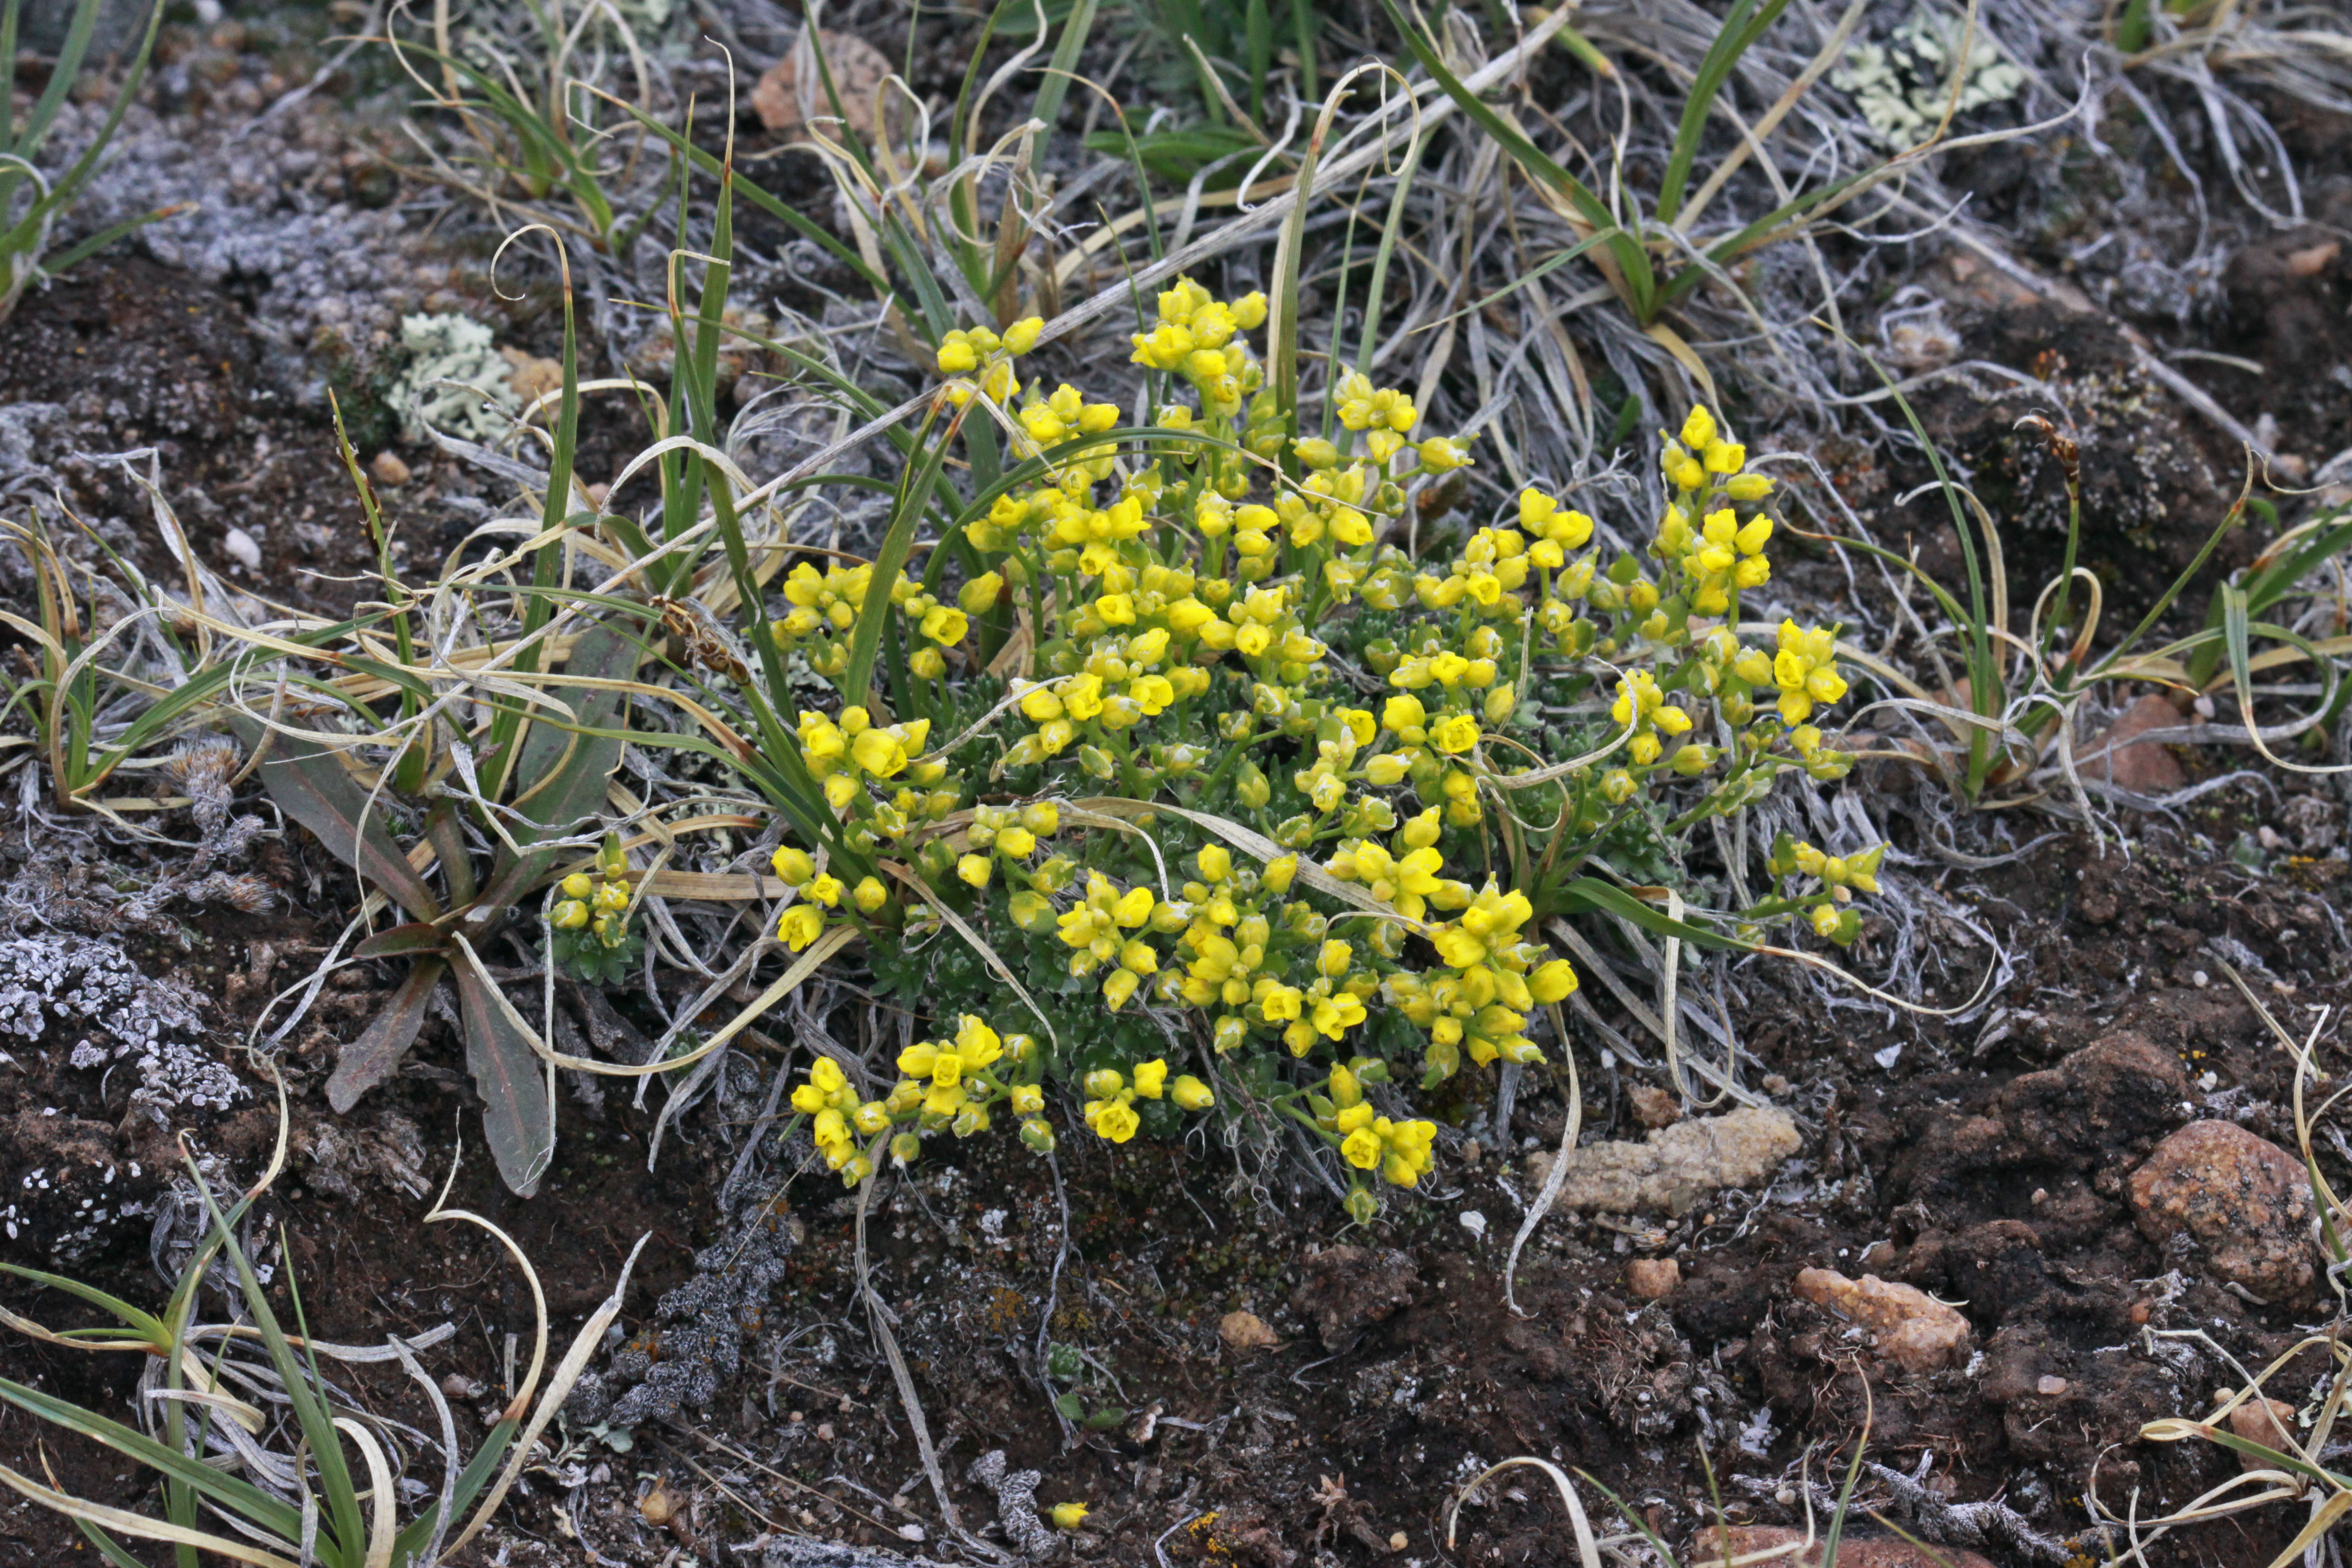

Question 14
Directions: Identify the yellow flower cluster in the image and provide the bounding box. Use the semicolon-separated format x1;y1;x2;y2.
794;706;937;811
936;316;1042;406
1048;870;1182;1009
773;561;1001;683
1081;1057;1214;1142
783;1016;1223;1184
792;1056;880;1182
1388;874;1578;1078
1130;280;1268;416
550;837;636;947
1317;1062;1437;1189
754;272;1887;1214
772;843;889;950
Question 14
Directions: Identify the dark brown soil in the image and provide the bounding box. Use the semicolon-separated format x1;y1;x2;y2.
3;746;2347;1568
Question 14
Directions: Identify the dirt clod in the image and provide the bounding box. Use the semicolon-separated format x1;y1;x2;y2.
1690;1525;1996;1568
2128;1119;2317;1299
1533;1103;1800;1215
1628;1083;1682;1128
1793;1268;1973;1373
1292;1245;1417;1351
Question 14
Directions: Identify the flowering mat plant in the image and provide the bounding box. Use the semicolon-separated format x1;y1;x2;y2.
757;284;1882;1221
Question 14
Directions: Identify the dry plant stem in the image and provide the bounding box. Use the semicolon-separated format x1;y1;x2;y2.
852;1171;999;1560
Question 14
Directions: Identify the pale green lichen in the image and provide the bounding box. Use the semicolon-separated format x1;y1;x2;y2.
1831;10;2027;149
389;311;518;442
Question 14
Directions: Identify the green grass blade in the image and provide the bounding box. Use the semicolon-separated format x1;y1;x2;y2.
0;1262;167;1346
188;1194;367;1563
1029;0;1100;173
840;401;956;708
1554;875;1748;950
1375;0;1654;317
1656;0;1791;226
0;1376;304;1542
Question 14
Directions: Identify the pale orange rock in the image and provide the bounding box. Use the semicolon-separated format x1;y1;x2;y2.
1626;1258;1680;1300
1690;1526;1995;1568
369;449;411;487
499;345;563;404
752;29;897;145
2225;1396;2301;1470
1794;1267;1972;1373
2129;1120;2317;1299
2082;692;2187;794
1219;1310;1279;1352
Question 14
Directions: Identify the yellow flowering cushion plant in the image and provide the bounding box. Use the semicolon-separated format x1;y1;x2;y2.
747;276;1885;1214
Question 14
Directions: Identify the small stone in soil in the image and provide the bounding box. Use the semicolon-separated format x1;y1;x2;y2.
1794;1267;1972;1373
2128;1119;2317;1299
370;449;410;486
1627;1258;1680;1300
1220;1309;1279;1351
2226;1396;2300;1468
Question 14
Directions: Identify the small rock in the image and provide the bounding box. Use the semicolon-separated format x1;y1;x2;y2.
369;449;411;487
1527;1105;1800;1216
439;1372;483;1400
499;345;563;404
2128;1120;2316;1299
1794;1268;1972;1373
638;1480;680;1526
1219;1310;1279;1352
2224;1396;2300;1469
2082;692;2187;794
752;28;898;143
1626;1258;1681;1300
1690;1525;1995;1568
1628;1083;1681;1128
2287;240;2342;278
221;527;262;570
1291;1245;1417;1351
2036;1374;2068;1396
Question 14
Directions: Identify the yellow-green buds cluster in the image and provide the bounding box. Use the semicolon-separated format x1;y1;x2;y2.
551;834;636;948
937;316;1041;406
1131;282;1267;416
1054;871;1174;1009
1080;1057;1213;1142
795;706;936;814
